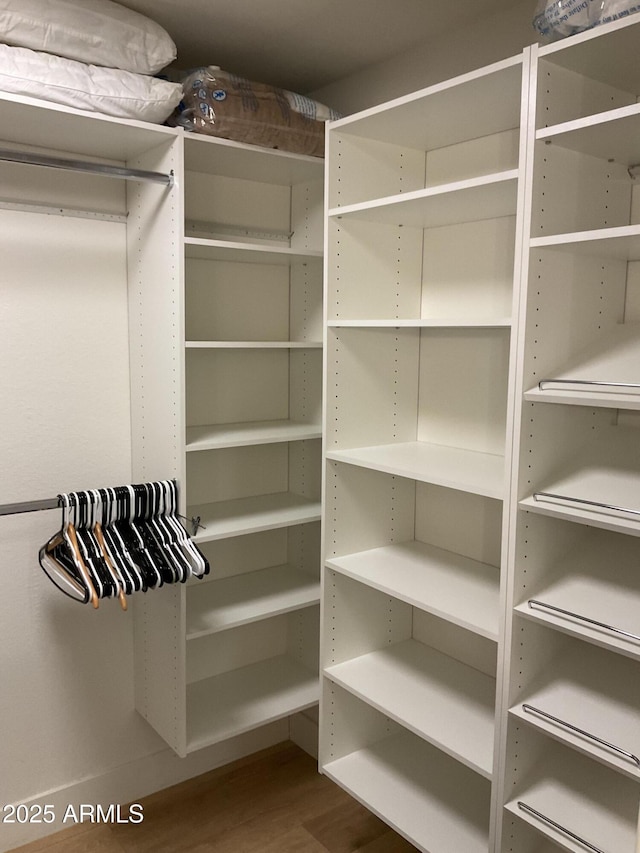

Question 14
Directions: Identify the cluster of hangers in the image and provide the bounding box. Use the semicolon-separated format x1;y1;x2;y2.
39;480;209;609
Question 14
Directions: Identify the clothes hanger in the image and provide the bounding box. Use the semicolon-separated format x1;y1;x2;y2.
88;490;127;611
62;493;99;608
162;479;209;579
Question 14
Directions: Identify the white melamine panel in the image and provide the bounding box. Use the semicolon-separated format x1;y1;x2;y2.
326;218;423;322
524;322;640;409
415;484;503;568
522;250;626;393
184;169;291;237
531;144;631;238
186;564;320;638
289;348;323;426
425;128;520;188
326;540;500;640
327;442;505;500
0;90;178;161
538;15;640;98
326;326;419;450
537;102;640;165
185;257;291;341
186;655;318;753
184;238;322;264
417;328;510;456
511;637;640;779
186;443;289;505
520;424;640;535
183;133;322;185
189;492;322;543
324;728;492;853
186;420;321;451
329;170;518;230
514;528;640;659
327;133;426;209
325;639;496;778
185;348;289;426
421;216;516;321
535;58;635;129
505;742;639;853
330;55;522;155
530;224;640;258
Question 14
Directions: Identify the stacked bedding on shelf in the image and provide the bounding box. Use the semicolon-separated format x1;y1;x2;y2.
170;66;341;157
0;0;182;122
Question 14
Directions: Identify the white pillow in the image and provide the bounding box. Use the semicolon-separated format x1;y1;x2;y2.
0;43;183;123
0;0;176;75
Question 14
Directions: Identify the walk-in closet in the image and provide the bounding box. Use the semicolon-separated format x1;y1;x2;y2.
1;1;639;852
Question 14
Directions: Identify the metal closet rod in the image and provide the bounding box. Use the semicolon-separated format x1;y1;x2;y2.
0;493;204;536
0;147;173;186
0;497;60;516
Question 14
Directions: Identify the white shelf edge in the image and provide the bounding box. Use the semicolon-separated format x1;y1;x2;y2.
530;223;640;255
537;100;640;143
186;656;319;753
186;564;319;639
185;340;322;349
184;236;323;263
186;420;322;451
326;441;506;500
189;492;322;543
327;318;512;329
324;640;496;779
327;169;519;219
325;540;500;641
322;731;492;853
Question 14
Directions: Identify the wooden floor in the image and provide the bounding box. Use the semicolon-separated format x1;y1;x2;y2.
10;742;417;853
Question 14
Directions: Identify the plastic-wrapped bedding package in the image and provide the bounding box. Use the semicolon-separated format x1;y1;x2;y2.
533;0;640;41
169;67;342;157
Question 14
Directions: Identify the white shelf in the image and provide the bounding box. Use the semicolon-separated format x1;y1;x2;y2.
327;317;512;328
327;441;505;499
520;426;640;536
185;340;322;349
186;419;321;451
537;102;640;166
189;492;322;542
186;564;320;639
538;14;640;94
325;639;496;778
183;131;323;185
328;170;519;229
510;641;640;780
326;540;500;640
323;731;491;853
530;224;640;259
514;530;640;660
0;90;178;161
184;237;323;264
505;746;638;853
330;54;522;153
524;323;640;409
186;656;318;752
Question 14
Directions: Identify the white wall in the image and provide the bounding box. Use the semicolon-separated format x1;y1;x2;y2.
0;174;288;852
311;0;536;115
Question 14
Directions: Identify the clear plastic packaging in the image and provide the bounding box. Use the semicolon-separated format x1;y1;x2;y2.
533;0;640;41
169;67;341;157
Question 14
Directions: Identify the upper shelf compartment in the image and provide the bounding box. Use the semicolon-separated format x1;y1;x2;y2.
537;14;640;127
0;91;178;164
327;55;523;209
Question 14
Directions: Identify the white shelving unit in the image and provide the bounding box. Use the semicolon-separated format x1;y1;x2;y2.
501;15;640;853
321;53;529;852
133;130;325;757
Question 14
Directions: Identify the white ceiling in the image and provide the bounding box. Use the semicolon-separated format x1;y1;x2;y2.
119;0;517;93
